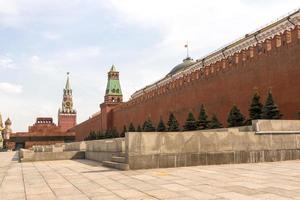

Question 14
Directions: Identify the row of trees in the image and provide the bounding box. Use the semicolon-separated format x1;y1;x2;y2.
125;105;223;133
84;129;119;140
85;90;287;140
228;90;282;127
124;90;283;133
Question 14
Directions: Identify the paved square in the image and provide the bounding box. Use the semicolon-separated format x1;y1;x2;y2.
1;152;300;199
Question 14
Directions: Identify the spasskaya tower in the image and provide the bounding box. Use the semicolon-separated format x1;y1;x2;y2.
58;73;77;132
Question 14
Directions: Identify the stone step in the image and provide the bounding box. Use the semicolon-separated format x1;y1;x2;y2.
111;156;126;163
118;152;126;157
102;161;129;170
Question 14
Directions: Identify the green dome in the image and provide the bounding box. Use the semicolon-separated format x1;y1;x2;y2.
167;57;195;76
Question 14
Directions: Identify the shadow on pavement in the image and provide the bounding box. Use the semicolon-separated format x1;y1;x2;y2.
73;159;103;167
11;151;19;161
81;169;116;173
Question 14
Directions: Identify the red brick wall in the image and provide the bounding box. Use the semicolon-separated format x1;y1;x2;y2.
58;114;76;132
72;28;300;139
72;113;102;141
112;29;300;132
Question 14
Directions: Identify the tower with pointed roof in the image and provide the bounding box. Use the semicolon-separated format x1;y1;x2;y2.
58;73;77;132
100;65;123;132
104;65;123;104
3;118;12;140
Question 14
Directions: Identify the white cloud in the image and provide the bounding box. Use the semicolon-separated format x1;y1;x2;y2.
43;32;61;40
27;46;102;74
65;47;102;59
0;1;18;14
29;55;58;73
0;0;20;27
30;55;40;64
107;0;300;55
105;0;300;96
0;56;16;69
0;82;22;94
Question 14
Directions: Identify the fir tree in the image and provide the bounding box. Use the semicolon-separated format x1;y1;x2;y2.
167;113;180;132
97;132;105;139
197;104;210;130
96;131;102;139
120;125;127;137
128;123;135;132
105;130;113;138
156;117;166;132
262;90;282;119
105;128;119;138
183;112;198;131
142;118;156;132
137;125;142;132
249;91;263;120
227;105;245;127
85;131;97;140
112;128;119;138
209;114;223;129
89;131;97;140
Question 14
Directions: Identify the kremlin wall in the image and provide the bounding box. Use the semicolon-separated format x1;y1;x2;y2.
3;9;300;146
72;10;300;141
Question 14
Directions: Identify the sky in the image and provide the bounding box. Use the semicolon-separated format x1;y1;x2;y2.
0;0;299;131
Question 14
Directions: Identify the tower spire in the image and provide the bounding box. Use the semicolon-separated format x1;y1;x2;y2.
58;73;77;132
65;72;71;90
59;73;76;114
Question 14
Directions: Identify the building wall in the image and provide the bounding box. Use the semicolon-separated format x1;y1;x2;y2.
6;119;76;150
72;113;102;141
58;114;77;132
112;29;300;133
72;28;300;140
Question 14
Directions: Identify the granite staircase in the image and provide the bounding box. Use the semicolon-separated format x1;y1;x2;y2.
102;152;129;170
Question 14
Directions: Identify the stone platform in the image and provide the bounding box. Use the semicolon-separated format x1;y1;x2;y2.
1;152;300;200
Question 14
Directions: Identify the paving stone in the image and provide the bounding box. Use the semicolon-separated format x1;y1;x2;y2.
144;189;183;199
216;192;257;200
112;188;147;198
251;193;293;200
181;190;218;200
91;195;123;200
2;152;300;200
161;183;190;191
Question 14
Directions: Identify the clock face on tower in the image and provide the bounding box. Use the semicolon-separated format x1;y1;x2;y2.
66;101;71;108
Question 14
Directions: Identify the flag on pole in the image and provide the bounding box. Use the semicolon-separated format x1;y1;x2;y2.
185;41;189;57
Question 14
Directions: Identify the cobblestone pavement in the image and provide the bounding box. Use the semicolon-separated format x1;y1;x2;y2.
1;152;300;200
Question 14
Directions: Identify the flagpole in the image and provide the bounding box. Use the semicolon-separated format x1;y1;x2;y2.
186;41;189;58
